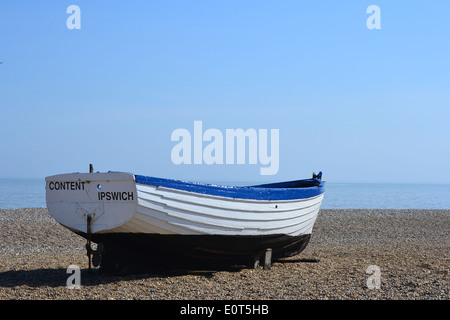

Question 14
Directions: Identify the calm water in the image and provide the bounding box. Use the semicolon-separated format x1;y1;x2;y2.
0;179;449;209
0;179;47;209
321;182;450;209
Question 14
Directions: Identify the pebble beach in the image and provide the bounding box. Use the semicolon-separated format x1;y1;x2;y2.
0;208;448;300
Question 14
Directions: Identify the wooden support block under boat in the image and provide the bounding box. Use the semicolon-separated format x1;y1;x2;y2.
264;248;272;270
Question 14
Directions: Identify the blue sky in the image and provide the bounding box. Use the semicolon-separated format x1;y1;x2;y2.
1;1;449;183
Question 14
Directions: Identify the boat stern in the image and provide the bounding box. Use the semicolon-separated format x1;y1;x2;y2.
45;172;137;234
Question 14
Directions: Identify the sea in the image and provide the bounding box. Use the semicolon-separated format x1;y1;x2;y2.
0;178;449;210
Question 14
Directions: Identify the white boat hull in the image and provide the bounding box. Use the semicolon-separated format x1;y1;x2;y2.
112;183;323;237
45;171;325;271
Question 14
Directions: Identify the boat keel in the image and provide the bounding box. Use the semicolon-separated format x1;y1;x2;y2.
76;232;311;274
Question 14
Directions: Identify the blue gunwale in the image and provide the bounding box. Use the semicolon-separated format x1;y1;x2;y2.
134;172;325;201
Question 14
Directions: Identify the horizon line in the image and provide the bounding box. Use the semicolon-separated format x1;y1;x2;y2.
0;176;449;185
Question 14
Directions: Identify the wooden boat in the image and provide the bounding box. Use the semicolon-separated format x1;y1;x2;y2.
45;170;325;272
